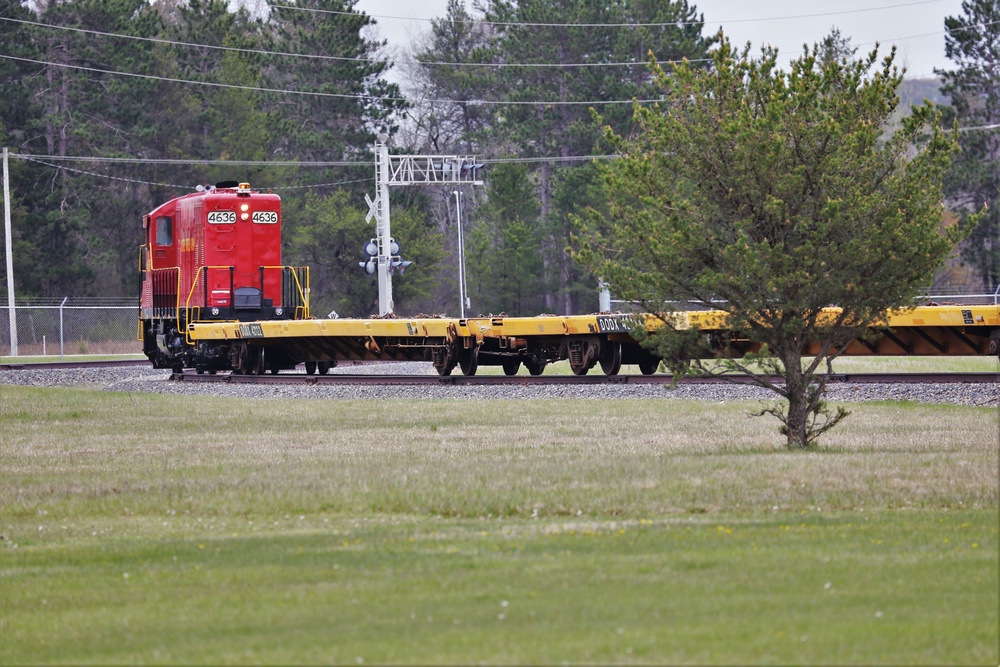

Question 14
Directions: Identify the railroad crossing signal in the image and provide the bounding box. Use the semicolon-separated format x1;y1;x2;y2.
366;134;483;316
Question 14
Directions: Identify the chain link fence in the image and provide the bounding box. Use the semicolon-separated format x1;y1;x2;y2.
0;298;139;359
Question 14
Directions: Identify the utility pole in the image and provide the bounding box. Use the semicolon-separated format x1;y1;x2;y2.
365;135;483;316
3;147;16;356
453;190;469;318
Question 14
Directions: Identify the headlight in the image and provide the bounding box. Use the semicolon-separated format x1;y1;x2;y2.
275;307;284;316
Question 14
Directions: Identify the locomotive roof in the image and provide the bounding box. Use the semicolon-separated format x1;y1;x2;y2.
146;184;280;217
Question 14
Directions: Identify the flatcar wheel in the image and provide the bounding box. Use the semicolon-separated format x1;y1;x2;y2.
599;341;622;376
459;346;479;376
304;361;317;375
253;346;266;375
435;356;457;376
502;359;521;376
434;347;458;376
638;357;659;375
230;345;245;374
317;361;330;375
524;359;546;376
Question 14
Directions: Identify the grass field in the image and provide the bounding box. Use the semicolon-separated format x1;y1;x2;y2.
0;385;997;664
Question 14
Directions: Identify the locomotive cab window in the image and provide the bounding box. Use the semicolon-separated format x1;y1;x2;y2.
155;216;173;246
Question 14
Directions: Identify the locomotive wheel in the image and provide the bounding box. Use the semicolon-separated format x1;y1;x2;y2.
304;361;317;375
599;341;622;376
524;358;546;376
638;357;659;375
459;346;479;376
253;346;266;375
317;361;331;375
502;359;521;376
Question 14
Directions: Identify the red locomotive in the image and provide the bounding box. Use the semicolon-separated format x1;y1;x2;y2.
139;182;309;372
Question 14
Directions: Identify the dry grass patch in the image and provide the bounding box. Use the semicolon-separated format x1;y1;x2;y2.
1;387;995;519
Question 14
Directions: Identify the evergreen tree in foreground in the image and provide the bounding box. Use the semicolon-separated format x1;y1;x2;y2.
576;36;966;449
937;0;999;291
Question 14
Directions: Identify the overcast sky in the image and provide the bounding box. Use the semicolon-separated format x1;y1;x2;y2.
355;0;966;80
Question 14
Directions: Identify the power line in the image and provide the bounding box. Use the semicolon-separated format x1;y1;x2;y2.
0;15;374;65
0;53;660;106
12;153;368;167
0;52;396;101
8;8;993;72
279;0;949;29
0;13;700;69
10;153;617;166
19;155;193;189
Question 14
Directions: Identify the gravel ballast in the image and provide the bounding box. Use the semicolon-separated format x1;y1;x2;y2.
1;363;996;407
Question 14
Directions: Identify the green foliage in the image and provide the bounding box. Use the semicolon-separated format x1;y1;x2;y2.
466;161;546;315
937;0;1000;291
0;0;405;303
266;0;407;175
412;0;495;153
577;35;963;448
415;0;716;314
285;190;445;317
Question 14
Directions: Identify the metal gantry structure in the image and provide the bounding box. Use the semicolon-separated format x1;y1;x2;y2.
365;134;483;316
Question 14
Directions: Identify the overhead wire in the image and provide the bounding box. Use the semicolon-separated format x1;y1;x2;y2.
0;15;704;68
2;0;992;188
274;0;950;29
0;53;664;105
4;10;995;71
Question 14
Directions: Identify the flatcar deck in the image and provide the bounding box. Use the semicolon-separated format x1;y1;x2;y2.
179;304;1000;376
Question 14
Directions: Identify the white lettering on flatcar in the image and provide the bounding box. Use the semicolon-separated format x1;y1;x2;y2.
238;323;264;338
207;211;236;224
596;316;634;333
252;211;278;224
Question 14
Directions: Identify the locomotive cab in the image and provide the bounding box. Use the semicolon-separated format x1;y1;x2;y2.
139;182;309;372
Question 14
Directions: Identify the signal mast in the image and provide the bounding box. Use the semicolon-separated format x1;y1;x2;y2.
364;134;483;316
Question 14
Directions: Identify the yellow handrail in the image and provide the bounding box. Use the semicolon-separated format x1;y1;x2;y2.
181;265;312;338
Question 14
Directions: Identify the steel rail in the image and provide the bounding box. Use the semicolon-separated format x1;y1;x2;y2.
168;371;1000;386
0;358;148;371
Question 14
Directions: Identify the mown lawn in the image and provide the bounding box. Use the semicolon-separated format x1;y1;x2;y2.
0;385;996;664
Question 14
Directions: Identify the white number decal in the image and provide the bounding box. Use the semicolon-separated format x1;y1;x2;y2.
252;211;278;224
207;211;236;224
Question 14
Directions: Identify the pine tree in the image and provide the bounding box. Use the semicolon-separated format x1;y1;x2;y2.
577;36;964;448
937;0;999;291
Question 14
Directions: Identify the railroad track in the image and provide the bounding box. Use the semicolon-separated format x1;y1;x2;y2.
168;371;1000;386
0;359;148;371
2;359;994;385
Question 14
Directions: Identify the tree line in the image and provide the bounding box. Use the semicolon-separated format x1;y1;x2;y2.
0;0;995;320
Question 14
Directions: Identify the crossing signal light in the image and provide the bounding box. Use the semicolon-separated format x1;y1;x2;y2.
460;161;484;180
389;258;413;274
359;237;409;274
